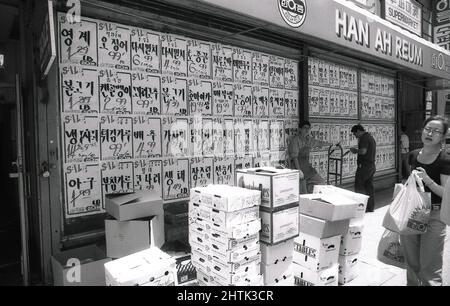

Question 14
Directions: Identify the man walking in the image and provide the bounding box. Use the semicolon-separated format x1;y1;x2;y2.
350;124;376;212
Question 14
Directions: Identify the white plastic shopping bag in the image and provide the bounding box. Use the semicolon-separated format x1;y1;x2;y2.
440;176;450;226
382;171;431;235
376;229;405;269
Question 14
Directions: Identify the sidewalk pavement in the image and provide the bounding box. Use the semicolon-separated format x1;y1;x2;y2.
342;186;407;286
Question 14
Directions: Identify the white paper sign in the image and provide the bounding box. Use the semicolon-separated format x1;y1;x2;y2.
133;159;162;197
130;28;160;73
161;76;188;115
64;163;102;218
63;114;99;163
252;51;269;86
212;44;233;81
161;34;187;76
101;160;134;195
269;55;285;88
213;81;233;116
187;39;211;79
253;86;269;118
133;116;162;158
188;79;212;115
269;88;285;117
234;84;252;117
202;118;214;156
284;59;299;90
162;117;189;157
60;65;98;113
233;48;252;84
98;21;131;70
163;158;189;200
99;69;132;114
100;115;133;160
285;90;299;118
213;156;234;185
190;157;213;188
131;72;161;115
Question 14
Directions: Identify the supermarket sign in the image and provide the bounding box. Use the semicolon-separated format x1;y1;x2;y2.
382;0;422;37
199;0;450;79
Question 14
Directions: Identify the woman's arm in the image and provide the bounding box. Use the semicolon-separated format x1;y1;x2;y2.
416;167;446;197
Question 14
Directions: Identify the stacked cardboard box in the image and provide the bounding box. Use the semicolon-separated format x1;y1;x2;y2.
293;193;359;286
104;247;176;286
312;185;368;284
236;167;300;285
104;190;165;259
188;185;263;286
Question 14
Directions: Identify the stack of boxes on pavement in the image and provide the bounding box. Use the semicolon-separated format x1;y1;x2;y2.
312;185;369;285
292;184;367;286
188;185;263;286
104;190;165;259
237;167;300;286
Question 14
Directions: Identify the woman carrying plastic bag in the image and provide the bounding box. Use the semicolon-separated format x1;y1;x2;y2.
382;171;431;235
399;116;450;286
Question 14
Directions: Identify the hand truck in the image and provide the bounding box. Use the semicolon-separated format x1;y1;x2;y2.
327;143;350;186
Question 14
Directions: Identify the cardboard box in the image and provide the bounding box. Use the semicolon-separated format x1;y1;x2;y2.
105;190;163;221
313;185;369;219
105;216;164;259
299;194;358;221
209;205;259;229
213;271;264;286
236;167;299;209
293;233;340;271
189;201;211;222
210;254;261;282
174;255;197;285
211;245;260;263
208;218;261;240
190;185;260;211
269;274;294;286
292;263;339;286
261;239;295;265
340;223;364;256
104;247;176;286
210;233;259;254
191;250;211;274
299;214;350;238
260;204;299;245
52;245;111;286
338;254;359;284
261;257;292;285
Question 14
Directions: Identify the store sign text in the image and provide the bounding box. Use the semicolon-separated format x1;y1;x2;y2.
335;9;423;67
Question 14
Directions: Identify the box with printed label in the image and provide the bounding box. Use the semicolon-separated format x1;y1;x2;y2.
299;194;358;221
268;274;294;286
293;233;340;271
105;190;163;221
260;204;299;245
210;232;259;255
299;214;349;238
338;254;359;284
292;262;338;286
261;257;292;285
191;250;211;274
209;205;259;229
214;273;264;286
260;239;294;265
236;167;299;209
340;223;364;256
52;245;111;286
211;244;260;263
210;185;261;211
313;185;369;219
210;254;261;281
105;216;164;259
208;218;261;240
104;247;176;286
189;201;211;222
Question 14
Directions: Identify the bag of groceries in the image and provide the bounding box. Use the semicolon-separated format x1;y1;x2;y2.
382;171;431;235
377;229;405;269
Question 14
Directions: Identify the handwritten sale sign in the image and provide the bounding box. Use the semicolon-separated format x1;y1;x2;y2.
60;65;98;113
63;114;99;163
133;159;162;197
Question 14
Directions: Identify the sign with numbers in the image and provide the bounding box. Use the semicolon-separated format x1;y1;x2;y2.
188;79;212;115
63;114;99;163
98;21;131;70
163;158;189;200
252;52;269;86
99;69;132;114
60;65;98;113
213;156;234;185
212;44;233;81
133;159;162;197
187;39;211;79
131;72;161;115
100;115;133;160
162;117;189;157
161;76;188;115
212;81;233;116
130;28;160;73
101;160;134;195
190;157;213;188
133;116;162;158
161;34;187;76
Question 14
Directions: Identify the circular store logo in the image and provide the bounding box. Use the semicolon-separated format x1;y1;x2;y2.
278;0;307;28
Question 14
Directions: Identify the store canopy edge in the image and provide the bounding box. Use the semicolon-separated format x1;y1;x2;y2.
195;0;450;80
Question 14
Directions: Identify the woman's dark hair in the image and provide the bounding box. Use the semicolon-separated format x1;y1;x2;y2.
423;115;449;135
299;120;311;128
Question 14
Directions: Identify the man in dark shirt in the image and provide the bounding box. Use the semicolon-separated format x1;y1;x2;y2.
350;124;376;212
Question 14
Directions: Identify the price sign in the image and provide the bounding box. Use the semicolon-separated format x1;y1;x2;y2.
133;116;162;158
99;69;132;114
235;155;253;174
130;28;160;73
269;55;285;88
189;116;202;157
101;160;134;195
253;151;270;168
270;120;284;151
58;13;98;66
64;163;102;218
162;117;189;157
381;77;389;96
188;79;212;115
63;114;99;163
329;63;339;88
232;48;252;84
100;115;133;160
161;76;188;115
252;86;269;118
368;73;375;94
349;68;358;91
349;92;358;117
60;64;98;113
285;120;299;149
213;156;234;186
161;34;187;77
224;119;235;156
212;43;233;81
374;75;382;95
203;118;214;156
361;72;369;93
133;159;162;197
132;72;161;115
319;61;330;87
212;118;225;157
252;52;269;86
234;119;253;157
269;88;284;117
163;158;189;200
187;39;211;79
212;81;233;116
190;157;213;188
98;21;131;70
284;59;298;90
340;67;349;90
318;89;330;117
285;90;298;118
234;84;252;117
308;87;319;116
